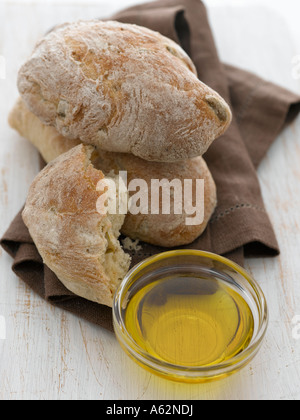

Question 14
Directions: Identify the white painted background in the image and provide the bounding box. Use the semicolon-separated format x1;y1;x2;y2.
0;0;300;400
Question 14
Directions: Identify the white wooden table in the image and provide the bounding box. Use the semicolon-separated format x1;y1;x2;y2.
1;0;300;400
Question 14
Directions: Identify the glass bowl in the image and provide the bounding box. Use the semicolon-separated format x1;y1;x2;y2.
113;250;268;383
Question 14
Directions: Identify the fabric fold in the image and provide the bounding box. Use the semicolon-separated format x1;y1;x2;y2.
225;63;300;168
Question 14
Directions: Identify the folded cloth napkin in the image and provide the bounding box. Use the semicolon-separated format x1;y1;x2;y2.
2;0;300;332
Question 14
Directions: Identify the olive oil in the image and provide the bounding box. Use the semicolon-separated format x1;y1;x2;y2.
124;275;254;367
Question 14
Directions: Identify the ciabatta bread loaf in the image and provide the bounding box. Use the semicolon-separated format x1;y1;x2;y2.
12;100;217;247
22;144;131;307
17;20;232;162
95;152;217;248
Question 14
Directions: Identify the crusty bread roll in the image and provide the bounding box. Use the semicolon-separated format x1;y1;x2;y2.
95;152;217;248
22;144;131;307
11;99;217;247
17;20;232;162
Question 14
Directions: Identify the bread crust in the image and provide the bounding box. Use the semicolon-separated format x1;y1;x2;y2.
17;20;232;162
9;97;81;162
22;144;131;307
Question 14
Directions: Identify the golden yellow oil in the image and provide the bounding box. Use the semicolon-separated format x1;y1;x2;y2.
124;275;255;367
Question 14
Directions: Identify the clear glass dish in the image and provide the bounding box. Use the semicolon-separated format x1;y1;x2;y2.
113;250;268;383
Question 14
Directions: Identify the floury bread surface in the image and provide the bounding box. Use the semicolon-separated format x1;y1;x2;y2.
22;144;131;307
17;20;232;162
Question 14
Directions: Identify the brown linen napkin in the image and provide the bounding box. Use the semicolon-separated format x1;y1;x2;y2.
2;0;300;332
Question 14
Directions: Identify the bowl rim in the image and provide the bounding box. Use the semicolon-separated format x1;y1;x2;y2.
112;249;269;379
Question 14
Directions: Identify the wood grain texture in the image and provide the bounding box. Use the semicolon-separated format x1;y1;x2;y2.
0;0;300;400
